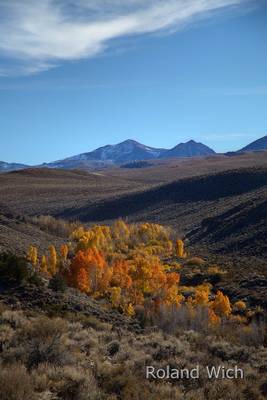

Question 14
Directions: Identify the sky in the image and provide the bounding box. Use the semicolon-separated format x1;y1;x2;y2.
0;0;266;165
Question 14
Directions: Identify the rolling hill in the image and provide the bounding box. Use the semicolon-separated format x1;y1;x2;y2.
58;167;267;241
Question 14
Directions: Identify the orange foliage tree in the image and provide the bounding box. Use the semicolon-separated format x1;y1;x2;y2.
60;244;69;261
66;248;112;296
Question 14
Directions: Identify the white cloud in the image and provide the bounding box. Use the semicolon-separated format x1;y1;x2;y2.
0;0;246;75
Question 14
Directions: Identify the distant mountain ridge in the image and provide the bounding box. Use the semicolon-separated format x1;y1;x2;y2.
0;161;29;173
1;134;267;173
42;139;215;170
48;140;165;167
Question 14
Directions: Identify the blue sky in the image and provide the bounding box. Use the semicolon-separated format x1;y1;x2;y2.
0;0;266;165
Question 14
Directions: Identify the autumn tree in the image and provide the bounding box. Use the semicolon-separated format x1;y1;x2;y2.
208;309;221;325
126;303;135;316
212;290;232;317
26;220;237;323
48;245;57;276
27;246;38;266
76;268;89;293
60;244;69;261
40;255;48;273
193;284;210;306
110;287;121;308
110;259;132;289
176;239;185;258
129;255;182;309
67;248;112;297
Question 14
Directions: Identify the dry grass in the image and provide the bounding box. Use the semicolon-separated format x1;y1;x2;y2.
0;303;266;400
0;364;36;400
186;257;206;266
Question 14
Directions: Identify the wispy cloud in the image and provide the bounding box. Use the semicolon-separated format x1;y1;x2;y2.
0;0;246;76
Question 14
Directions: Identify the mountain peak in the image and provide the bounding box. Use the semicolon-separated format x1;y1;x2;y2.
239;134;267;152
163;140;215;159
40;138;216;170
120;139;140;145
187;139;197;144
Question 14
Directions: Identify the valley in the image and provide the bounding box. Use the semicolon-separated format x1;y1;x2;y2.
0;151;266;309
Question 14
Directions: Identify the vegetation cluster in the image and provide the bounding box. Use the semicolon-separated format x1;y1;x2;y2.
26;220;261;330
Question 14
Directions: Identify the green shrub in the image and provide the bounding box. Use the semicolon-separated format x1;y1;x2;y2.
0;253;30;285
49;274;67;292
107;340;120;356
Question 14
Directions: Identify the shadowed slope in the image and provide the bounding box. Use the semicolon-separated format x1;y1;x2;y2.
59;168;267;223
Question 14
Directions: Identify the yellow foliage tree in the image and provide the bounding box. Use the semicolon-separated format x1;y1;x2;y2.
48;245;57;276
194;284;210;306
27;246;38;266
176;239;185;258
126;303;135;316
110;287;121;308
212;291;231;317
40;255;48;273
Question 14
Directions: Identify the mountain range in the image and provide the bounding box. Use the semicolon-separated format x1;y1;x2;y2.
1;135;266;172
0;161;29;172
42;139;215;170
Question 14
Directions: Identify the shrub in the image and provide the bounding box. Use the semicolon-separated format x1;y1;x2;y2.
153;304;210;334
238;321;265;346
49;274;67;292
233;300;246;311
0;253;30;285
207;266;223;274
65;313;110;331
208;340;249;362
0;364;36;400
1;310;27;328
186;257;205;266
30;215;77;238
56;366;101;400
14;317;70;369
107;340;120;356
